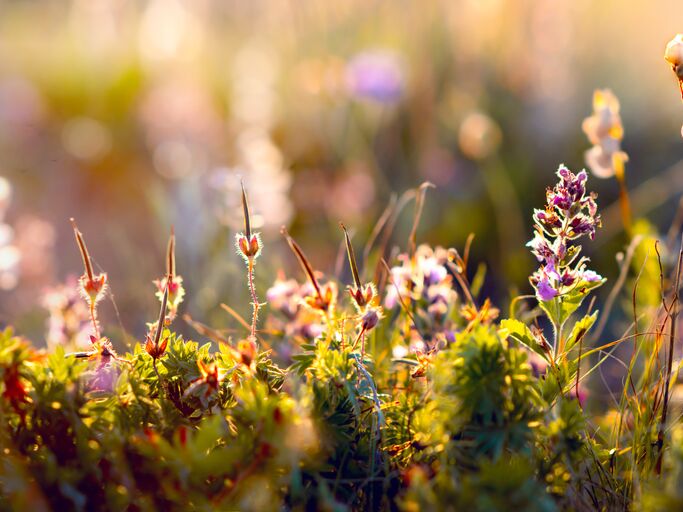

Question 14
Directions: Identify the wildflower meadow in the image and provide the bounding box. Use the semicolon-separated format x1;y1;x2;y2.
0;3;683;511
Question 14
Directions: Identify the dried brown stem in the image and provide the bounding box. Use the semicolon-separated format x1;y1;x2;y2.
281;227;324;302
656;234;683;474
167;226;176;278
340;223;362;290
70;218;94;281
408;182;434;257
241;180;251;239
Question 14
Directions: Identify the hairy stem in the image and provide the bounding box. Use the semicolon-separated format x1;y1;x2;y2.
247;258;259;339
89;303;100;339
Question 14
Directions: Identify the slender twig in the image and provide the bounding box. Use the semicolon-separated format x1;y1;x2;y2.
151;281;169;381
241;180;251;239
380;258;426;342
341;223;362;290
656;234;683;475
167;226;176;277
362;194;397;271
408;182;434;257
247;259;259;338
373;189;416;287
70;218;94;282
281;227;324;302
71;218;101;338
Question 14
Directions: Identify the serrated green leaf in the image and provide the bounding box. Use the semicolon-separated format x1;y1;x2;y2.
564;311;598;356
499;318;548;360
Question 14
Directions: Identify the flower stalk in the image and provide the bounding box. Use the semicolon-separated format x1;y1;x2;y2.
71;219;107;339
235;181;262;340
528;166;604;357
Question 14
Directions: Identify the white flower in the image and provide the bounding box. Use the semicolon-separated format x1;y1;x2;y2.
664;34;683;67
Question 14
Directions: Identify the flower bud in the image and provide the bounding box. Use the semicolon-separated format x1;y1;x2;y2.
361;308;380;331
237;337;258;368
236;232;262;261
665;34;683;67
349;283;377;309
145;333;169;360
79;273;107;306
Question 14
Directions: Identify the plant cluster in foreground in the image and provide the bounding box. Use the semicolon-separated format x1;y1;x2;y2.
1;39;683;510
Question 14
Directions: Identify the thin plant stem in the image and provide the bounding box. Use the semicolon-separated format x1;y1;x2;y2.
247;258;259;339
89;303;100;339
656;234;683;474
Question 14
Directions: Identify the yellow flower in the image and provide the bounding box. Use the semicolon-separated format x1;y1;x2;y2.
581;89;628;179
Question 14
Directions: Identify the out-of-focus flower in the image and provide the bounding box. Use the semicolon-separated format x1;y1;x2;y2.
458;111;502;160
664;34;683;72
84;363;119;393
345;50;404;103
385;245;458;351
266;276;324;340
526;349;549;378
81;335;129;392
294;56;346;97
185;357;222;400
14;215;55;287
664;34;683;136
582;89;628;179
61;117;111;162
0;77;45;146
43;278;93;350
385;245;456;313
0;176;21;290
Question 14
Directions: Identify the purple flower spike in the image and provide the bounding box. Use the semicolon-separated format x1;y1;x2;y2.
528;164;602;305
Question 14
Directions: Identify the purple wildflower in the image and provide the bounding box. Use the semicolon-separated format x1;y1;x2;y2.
529;165;602;303
345;50;404;103
581;270;602;282
536;276;559;302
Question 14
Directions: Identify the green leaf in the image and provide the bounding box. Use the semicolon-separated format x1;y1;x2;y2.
499;319;548;360
540;278;605;327
564;311;598;356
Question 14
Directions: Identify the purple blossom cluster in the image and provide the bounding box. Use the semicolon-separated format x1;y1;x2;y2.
42;278;93;350
265;276;324;340
384;245;457;317
384;245;458;354
528;165;602;302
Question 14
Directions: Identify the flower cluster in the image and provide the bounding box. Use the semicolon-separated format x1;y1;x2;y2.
528;165;603;303
42;278;92;350
385;245;457;318
581;89;628;179
265;276;324;340
384;245;459;358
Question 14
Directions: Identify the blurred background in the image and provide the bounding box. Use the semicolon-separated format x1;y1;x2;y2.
0;0;681;348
